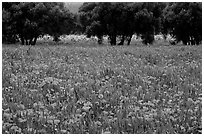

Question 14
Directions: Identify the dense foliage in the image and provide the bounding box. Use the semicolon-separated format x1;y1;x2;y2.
2;45;202;134
2;2;75;45
79;2;201;45
2;2;202;45
162;3;202;45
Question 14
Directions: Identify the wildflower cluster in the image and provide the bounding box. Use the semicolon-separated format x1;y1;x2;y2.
2;45;202;134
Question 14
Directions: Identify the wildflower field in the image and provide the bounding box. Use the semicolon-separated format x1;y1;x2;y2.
2;44;202;134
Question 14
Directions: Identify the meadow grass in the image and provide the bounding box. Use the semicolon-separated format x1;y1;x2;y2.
2;44;202;134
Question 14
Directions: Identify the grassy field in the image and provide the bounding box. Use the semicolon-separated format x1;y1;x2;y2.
2;44;202;134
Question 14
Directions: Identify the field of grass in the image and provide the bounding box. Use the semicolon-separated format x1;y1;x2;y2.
2;44;202;134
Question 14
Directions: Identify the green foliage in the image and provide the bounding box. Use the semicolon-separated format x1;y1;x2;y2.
78;2;98;33
162;2;202;45
2;2;75;45
43;3;75;42
2;4;19;44
2;44;202;134
78;2;201;45
3;2;202;46
78;2;167;45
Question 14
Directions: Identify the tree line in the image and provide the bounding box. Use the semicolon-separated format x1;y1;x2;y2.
2;2;202;45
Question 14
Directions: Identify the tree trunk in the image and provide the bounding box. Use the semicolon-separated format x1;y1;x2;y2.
97;36;103;44
21;36;24;45
191;37;195;45
25;38;29;45
183;40;187;45
109;36;113;45
163;34;167;40
29;38;33;45
127;35;132;45
118;35;125;45
113;35;116;45
32;36;38;45
195;39;200;45
53;35;60;42
110;35;116;45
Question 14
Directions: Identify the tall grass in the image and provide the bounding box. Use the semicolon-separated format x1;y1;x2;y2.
2;44;202;134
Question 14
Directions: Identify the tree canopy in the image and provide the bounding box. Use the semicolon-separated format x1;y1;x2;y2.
163;2;202;45
78;2;167;45
2;2;202;45
78;2;201;45
2;2;75;45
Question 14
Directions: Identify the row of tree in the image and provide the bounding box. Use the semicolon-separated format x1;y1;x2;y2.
2;2;202;45
2;2;75;45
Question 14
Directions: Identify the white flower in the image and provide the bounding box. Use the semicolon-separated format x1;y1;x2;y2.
82;106;91;112
98;94;103;99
